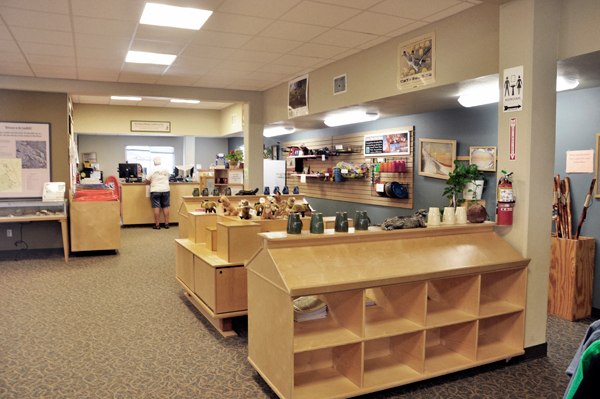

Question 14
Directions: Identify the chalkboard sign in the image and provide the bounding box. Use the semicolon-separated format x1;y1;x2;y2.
364;131;410;157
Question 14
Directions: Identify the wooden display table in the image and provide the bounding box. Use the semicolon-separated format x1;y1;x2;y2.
70;199;121;252
121;182;198;225
245;223;529;399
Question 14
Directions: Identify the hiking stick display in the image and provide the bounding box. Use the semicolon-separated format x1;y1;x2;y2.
575;178;596;240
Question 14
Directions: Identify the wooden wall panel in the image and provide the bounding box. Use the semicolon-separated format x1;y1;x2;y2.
284;127;414;209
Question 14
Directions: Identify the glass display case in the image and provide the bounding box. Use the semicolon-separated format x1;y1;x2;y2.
0;200;67;219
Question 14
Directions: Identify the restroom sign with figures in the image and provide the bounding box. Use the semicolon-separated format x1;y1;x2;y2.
503;66;524;112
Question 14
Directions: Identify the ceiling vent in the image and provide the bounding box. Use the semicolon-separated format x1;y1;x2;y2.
333;74;347;95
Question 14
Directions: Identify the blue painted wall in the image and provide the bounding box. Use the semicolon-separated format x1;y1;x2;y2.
555;87;600;307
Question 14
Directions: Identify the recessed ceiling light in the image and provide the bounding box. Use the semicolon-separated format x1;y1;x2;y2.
324;111;379;127
263;126;295;137
170;99;200;104
126;51;176;65
140;3;213;30
111;96;142;101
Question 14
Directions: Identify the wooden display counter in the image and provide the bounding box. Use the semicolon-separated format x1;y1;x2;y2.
121;182;198;225
70;199;121;252
245;223;529;399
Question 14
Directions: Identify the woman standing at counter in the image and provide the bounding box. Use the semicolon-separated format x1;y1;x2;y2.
146;157;170;230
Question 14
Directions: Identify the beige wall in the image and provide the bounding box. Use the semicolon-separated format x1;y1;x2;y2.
74;104;221;136
220;103;244;136
559;0;600;59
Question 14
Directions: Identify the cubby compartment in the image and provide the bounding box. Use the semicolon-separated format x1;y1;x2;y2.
426;275;480;327
364;282;426;339
480;268;527;317
477;312;525;361
294;290;364;352
363;331;424;388
424;321;478;374
294;344;362;399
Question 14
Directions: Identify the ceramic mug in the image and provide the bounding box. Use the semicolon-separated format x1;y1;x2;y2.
287;213;303;234
225;187;232;196
310;213;324;234
212;188;220;196
264;187;270;195
335;211;349;232
443;207;456;225
455;207;467;224
427;207;441;226
192;188;200;197
201;188;209;197
354;210;371;230
293;186;300;194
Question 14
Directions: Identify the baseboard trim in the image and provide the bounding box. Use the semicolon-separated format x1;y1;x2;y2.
518;343;548;361
591;307;600;319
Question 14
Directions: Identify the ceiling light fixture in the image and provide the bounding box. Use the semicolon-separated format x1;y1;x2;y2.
140;3;213;30
111;96;142;101
263;126;295;138
556;77;580;92
170;99;200;104
324;111;379;127
126;51;176;65
457;90;499;108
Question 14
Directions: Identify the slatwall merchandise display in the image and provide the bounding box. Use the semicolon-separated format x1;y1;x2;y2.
284;127;414;209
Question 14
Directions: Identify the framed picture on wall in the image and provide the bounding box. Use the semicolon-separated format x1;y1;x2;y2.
470;146;496;171
418;138;456;180
595;133;600;198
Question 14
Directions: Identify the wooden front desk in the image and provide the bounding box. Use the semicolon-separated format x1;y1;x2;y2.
121;182;198;225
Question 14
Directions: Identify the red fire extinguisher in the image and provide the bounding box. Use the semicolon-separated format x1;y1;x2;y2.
497;170;515;225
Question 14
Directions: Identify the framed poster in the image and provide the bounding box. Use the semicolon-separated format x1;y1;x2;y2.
0;121;51;199
288;74;308;118
470;146;497;171
419;138;456;180
364;130;410;156
596;133;600;198
397;32;435;90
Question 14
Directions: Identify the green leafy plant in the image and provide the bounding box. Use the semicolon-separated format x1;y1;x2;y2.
443;160;483;207
263;147;273;159
225;149;244;163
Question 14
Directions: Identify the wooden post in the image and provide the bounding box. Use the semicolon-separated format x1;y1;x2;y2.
548;236;596;321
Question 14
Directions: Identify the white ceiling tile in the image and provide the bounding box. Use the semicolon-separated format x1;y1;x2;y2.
74;34;131;51
71;0;145;22
77;95;111;104
77;68;121;81
164;65;210;77
244;71;288;82
355;35;391;50
280;1;362;27
0;24;13;41
337;11;414;35
30;64;77;78
228;49;280;63
259;21;328;41
181;43;237;59
242;36;303;54
76;58;123;69
10;27;74;46
270;54;324;68
313;0;383;9
2;52;28;63
73;16;137;37
20;42;75;57
227;80;271;90
193;76;237;88
0;7;72;32
331;48;361;60
311;29;378;48
157;0;225;11
117;72;160;84
423;2;475;22
189;30;252;49
121;63;169;74
371;0;460;20
0;62;34;76
385;21;429;38
216;0;300;19
204;68;249;79
291;42;347;58
26;54;75;67
134;24;198;44
201;12;273;35
0;39;20;52
165;102;195;108
155;75;201;86
171;55;222;69
76;46;128;61
0;0;69;14
130;39;186;55
138;98;170;107
256;63;304;75
215;59;263;72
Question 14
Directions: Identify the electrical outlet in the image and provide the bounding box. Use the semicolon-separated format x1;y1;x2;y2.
7;229;12;237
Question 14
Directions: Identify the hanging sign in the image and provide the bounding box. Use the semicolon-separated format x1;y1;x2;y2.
509;118;517;161
503;66;524;112
131;121;171;132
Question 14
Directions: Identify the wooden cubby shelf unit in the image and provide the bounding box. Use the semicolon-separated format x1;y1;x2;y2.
246;223;529;399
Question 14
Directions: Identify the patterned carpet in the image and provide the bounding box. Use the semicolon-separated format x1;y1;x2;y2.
0;226;594;398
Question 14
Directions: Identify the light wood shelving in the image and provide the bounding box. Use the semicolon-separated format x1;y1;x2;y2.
246;223;529;399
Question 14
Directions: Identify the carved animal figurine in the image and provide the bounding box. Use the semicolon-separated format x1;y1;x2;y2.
273;192;287;218
261;203;275;220
254;201;264;216
287;197;296;210
381;209;427;230
218;195;239;216
200;200;217;213
235;188;259;195
238;199;252;220
291;203;312;217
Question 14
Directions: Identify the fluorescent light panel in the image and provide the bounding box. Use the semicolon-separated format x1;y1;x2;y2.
126;51;176;65
557;77;579;92
170;99;200;104
324;112;379;127
140;3;213;30
458;91;499;107
263;126;295;138
111;96;141;101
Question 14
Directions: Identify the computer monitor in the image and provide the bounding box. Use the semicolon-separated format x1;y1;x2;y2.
174;165;194;180
118;163;139;181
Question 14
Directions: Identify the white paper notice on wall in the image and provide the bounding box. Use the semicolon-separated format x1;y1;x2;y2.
301;175;306;183
376;183;384;192
566;150;594;173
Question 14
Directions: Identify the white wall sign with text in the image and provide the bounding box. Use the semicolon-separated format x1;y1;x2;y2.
503;66;524;112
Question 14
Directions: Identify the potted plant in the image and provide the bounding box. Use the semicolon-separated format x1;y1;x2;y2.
225;149;244;168
443;160;484;209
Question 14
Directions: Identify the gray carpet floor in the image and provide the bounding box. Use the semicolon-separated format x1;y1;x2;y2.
0;225;594;398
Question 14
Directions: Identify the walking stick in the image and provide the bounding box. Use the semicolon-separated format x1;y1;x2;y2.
575;178;596;240
565;177;573;239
